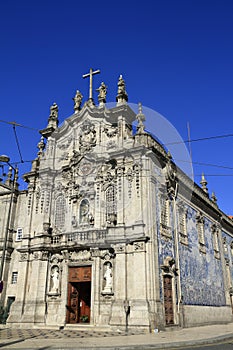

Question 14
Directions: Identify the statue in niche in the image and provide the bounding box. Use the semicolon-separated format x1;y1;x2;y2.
103;262;113;293
80;199;90;224
50;266;60;293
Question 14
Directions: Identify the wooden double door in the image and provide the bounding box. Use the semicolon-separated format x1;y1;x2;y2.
163;275;174;325
66;266;91;324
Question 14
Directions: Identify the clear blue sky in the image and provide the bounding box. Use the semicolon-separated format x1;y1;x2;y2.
0;0;233;215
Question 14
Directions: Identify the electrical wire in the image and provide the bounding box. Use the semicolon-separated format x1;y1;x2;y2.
0;119;39;131
12;124;24;163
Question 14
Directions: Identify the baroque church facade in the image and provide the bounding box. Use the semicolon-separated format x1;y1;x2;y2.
0;70;233;331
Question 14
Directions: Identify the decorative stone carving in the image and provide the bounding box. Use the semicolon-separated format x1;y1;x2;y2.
104;125;118;138
165;152;177;198
77;161;94;176
106;140;117;150
43;222;52;234
57;136;73;150
37;136;45;158
35;186;40;214
20;253;29;262
79;122;96;154
41;251;49;261
50;254;63;264
69;250;91;261
161;256;178;276
33;251;40;260
133;241;145;252
115;243;126;253
196;211;204;224
71;215;77;227
136;103;146;134
59;152;69;162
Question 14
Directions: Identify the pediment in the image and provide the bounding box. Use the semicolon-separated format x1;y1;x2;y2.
52;103;136;139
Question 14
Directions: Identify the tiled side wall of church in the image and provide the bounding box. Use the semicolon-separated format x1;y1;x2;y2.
157;200;229;307
179;207;225;306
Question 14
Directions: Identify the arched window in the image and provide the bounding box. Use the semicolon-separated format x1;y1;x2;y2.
55;195;66;230
106;185;117;225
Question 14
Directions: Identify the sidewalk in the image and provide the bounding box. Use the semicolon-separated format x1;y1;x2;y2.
0;323;233;349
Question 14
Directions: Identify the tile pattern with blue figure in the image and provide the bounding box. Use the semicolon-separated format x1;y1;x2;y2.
179;206;225;306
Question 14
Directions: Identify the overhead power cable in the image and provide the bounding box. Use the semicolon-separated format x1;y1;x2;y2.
0;119;39;131
164;133;233;146
12;123;24;163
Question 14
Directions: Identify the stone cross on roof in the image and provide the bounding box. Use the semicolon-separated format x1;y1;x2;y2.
83;68;100;104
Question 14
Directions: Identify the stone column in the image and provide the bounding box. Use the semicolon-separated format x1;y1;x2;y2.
109;244;127;326
127;241;150;329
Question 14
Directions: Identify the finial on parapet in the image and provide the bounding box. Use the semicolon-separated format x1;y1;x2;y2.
73;90;83;113
5;166;13;186
96;82;107;106
37;136;45;158
211;191;217;204
116;74;128;106
200;173;208;194
136;102;146;134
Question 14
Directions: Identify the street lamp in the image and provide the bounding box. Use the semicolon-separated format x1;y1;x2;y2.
0;155;18;290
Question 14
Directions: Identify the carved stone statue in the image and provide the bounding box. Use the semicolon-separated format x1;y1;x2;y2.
96;82;107;104
73;90;83;112
116;75;128;105
50;266;59;293
50;102;58;119
47;102;59;129
80;199;89;224
103;262;113;293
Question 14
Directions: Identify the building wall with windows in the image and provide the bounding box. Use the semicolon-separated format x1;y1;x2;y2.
0;76;233;331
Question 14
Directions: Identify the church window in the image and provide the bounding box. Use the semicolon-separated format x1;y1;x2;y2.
160;195;171;238
55;195;66;230
196;213;206;253
11;272;18;284
178;207;188;245
16;228;23;241
106;185;117;226
211;224;220;259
